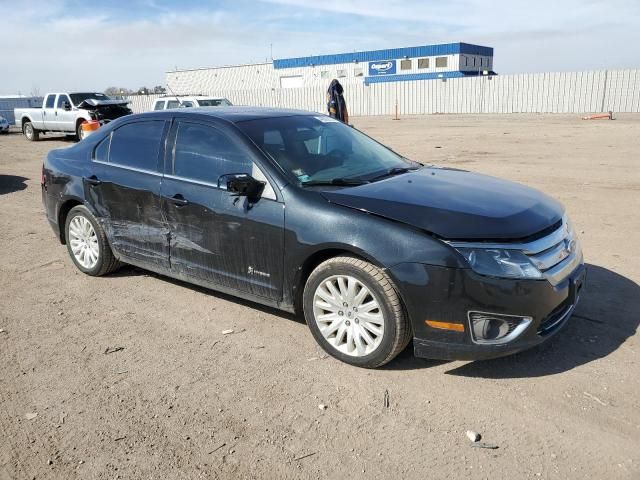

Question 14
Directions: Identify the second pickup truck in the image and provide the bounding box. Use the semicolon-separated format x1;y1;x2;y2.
15;92;132;141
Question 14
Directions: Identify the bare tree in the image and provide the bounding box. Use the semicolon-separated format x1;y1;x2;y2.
104;86;134;96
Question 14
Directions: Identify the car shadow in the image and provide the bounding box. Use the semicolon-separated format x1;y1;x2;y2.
0;175;29;195
110;263;638;376
37;135;76;143
442;264;638;377
110;265;303;323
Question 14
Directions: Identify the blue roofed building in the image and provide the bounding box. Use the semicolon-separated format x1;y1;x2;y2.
167;42;495;93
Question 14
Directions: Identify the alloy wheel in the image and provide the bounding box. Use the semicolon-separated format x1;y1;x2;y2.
68;215;100;269
312;275;385;357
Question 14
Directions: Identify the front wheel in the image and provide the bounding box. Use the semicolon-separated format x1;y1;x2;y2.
64;205;120;276
23;121;39;141
76;121;86;141
303;256;411;368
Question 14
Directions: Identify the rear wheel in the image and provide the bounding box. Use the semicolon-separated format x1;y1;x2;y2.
303;256;411;368
64;205;120;276
23;121;39;141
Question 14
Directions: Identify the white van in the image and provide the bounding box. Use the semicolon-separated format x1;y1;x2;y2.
152;96;232;111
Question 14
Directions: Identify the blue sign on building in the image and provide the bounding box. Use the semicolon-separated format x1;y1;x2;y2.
368;60;396;76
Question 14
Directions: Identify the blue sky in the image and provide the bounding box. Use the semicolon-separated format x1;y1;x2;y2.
1;0;639;93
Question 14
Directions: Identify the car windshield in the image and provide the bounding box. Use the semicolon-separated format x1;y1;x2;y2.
237;115;418;185
197;98;232;107
69;92;112;105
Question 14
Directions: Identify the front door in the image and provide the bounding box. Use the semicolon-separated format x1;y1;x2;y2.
42;94;57;130
160;119;284;300
55;94;75;132
84;119;171;270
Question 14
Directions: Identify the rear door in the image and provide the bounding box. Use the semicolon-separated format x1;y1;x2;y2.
85;119;171;270
160;118;284;300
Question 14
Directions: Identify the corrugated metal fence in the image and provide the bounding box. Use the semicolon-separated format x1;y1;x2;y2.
125;69;640;115
0;97;43;124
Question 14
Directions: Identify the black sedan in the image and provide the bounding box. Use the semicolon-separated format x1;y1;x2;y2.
41;107;585;368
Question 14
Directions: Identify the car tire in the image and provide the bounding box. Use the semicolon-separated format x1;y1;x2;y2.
76;121;86;141
64;205;120;276
303;255;411;368
23;121;39;141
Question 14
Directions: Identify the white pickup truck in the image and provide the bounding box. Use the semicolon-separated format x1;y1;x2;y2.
14;92;132;141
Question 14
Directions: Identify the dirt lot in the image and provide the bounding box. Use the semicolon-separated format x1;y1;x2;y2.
1;114;639;480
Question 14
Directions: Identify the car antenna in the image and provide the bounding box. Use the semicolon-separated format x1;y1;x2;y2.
165;84;184;107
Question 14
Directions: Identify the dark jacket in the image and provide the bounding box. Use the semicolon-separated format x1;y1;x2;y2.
327;79;347;122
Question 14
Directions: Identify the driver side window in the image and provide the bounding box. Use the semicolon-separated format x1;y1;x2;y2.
172;121;276;200
57;95;71;109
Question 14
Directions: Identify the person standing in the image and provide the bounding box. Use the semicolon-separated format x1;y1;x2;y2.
327;79;349;124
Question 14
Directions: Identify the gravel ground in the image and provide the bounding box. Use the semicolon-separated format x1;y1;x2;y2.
1;114;639;480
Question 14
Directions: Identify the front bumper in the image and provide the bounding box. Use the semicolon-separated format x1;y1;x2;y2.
389;260;586;361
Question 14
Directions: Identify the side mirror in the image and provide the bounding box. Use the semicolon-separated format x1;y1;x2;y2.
221;174;265;202
64;101;71;111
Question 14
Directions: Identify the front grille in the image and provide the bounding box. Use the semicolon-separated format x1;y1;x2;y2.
526;226;575;273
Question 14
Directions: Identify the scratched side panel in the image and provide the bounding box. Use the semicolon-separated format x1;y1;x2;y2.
161;177;285;301
85;164;170;270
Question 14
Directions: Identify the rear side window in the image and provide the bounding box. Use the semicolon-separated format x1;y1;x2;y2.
166;100;180;109
173;122;251;184
45;95;55;108
93;135;110;162
153;101;166;111
109;121;165;172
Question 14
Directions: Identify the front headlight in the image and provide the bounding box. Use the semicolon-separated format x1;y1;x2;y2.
455;247;542;279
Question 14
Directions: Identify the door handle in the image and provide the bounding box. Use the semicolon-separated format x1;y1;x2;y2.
164;194;189;207
85;175;102;186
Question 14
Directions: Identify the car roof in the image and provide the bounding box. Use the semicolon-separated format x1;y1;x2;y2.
136;106;317;123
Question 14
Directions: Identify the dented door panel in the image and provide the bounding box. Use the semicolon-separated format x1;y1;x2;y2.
160;177;284;300
85;163;170;269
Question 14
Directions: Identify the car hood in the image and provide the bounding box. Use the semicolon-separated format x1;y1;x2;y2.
320;167;564;240
77;99;129;109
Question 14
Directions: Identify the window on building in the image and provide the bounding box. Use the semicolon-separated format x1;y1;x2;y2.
435;57;448;68
109;121;165;172
173;122;251;184
337;69;347;78
354;68;364;77
418;58;429;69
400;59;412;70
320;71;330;79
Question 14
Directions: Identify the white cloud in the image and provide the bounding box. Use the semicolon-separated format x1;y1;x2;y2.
0;0;639;94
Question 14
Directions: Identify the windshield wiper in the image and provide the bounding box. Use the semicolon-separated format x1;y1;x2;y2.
367;166;419;182
302;177;369;187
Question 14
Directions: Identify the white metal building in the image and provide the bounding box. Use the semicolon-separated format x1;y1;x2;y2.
167;42;494;94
